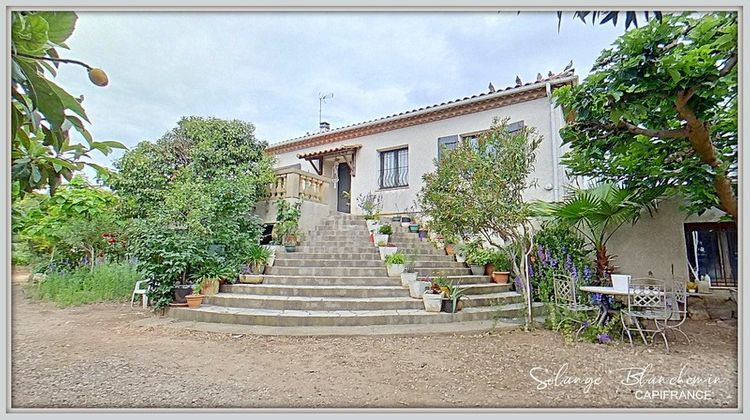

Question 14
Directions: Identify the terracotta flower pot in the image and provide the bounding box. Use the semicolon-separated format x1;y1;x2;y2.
484;263;495;276
201;278;220;296
444;244;455;256
185;294;204;309
491;271;510;284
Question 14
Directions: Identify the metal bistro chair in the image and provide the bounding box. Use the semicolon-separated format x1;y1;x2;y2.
552;274;600;338
620;277;671;352
660;279;690;344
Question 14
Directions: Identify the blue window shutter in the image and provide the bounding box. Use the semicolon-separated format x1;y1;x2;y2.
507;120;525;133
437;135;460;160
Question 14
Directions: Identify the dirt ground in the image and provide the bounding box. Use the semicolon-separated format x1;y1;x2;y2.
10;270;738;409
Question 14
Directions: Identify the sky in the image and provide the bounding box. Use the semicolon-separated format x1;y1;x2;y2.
53;11;627;171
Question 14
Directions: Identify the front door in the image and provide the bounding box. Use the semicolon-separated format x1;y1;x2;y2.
337;163;352;213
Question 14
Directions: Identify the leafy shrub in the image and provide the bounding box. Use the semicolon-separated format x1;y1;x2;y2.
378;225;392;235
29;263;141;307
357;191;382;220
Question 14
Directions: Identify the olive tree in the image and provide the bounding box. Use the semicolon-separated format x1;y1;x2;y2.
419;118;543;327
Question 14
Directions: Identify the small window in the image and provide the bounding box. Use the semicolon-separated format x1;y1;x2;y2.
437;135;459;160
379;147;408;189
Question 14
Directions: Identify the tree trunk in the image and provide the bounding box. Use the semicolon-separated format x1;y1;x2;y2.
676;92;738;221
595;245;610;282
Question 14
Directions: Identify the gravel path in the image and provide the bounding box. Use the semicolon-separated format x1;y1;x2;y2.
11;274;738;409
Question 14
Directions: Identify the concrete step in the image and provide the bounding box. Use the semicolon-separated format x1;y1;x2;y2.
221;283;410;298
272;258;387;268
265;266;389;277
405;267;473;276
459;282;513;295
167;302;546;327
205;293;426;311
293;246;388;253
274;252;381;261
258;275;401;286
204;291;523;311
271;258;466;269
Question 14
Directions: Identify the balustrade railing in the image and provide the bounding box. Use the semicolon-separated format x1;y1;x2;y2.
267;168;331;204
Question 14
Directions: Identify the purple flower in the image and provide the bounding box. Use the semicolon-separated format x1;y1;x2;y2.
591;293;602;305
537;248;545;262
583;266;592;280
514;276;523;292
597;333;611;344
528;264;534;279
582;320;591;328
550;258;558;268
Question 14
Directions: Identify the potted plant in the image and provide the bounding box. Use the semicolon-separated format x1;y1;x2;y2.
466;248;488;275
247;244;272;274
185;281;204;309
172;283;193;304
423;283;444;312
385;251;406;277
443;235;457;256
490;249;512;284
374;224;392;245
378;241;398;261
408;276;431;299
687;281;698;293
357;191;382;229
441;282;466;313
400;256;418;287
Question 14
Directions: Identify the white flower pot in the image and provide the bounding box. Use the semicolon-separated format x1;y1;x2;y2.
386;263;405;277
401;272;417;287
379;246;398;261
423;292;444;312
455;253;466;263
409;280;430;299
374;234;389;246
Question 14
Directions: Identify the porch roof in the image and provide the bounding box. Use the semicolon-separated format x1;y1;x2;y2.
297;144;362;177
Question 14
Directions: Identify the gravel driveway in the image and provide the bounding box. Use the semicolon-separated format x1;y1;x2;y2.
11;276;738;409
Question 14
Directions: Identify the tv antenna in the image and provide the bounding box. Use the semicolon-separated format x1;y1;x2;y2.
319;92;333;124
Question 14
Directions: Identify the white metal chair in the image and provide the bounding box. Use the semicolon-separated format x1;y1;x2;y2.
553;274;600;337
660;279;690;344
620;277;670;352
130;280;148;308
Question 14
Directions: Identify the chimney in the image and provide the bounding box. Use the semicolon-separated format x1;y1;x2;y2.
320;121;330;132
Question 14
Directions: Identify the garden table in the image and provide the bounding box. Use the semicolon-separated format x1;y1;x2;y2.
580;285;671;325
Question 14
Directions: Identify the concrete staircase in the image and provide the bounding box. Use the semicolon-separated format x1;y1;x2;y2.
167;212;541;330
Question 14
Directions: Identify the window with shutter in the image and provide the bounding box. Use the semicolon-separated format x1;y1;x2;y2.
437;135;459;160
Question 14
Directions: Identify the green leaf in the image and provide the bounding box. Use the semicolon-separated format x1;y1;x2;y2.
34;12;77;46
96;140;128;150
12;14;50;55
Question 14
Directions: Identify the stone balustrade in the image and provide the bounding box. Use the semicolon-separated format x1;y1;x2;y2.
268;168;331;204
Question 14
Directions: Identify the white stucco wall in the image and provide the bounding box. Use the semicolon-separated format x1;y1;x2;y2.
607;198;727;281
272;96;568;215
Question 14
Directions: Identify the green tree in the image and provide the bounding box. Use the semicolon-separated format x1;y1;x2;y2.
11;11;125;196
111;117;276;308
419;118;543;327
554;12;738;220
533;182;661;281
14;175;122;269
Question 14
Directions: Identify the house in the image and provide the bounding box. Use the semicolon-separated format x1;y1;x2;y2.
259;69;737;311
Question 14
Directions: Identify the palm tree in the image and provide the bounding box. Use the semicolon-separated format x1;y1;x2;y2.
534;182;662;281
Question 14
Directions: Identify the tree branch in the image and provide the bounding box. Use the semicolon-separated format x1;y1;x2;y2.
12;52;93;70
718;51;737;77
616;120;689;139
